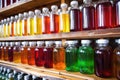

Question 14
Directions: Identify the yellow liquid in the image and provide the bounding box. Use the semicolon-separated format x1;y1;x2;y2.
16;20;20;36
3;24;6;37
8;23;11;37
30;18;34;35
35;17;42;35
19;20;23;36
14;21;17;36
61;13;70;33
13;51;21;63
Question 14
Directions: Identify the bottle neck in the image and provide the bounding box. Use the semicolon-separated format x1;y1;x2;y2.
98;43;108;47
82;43;90;46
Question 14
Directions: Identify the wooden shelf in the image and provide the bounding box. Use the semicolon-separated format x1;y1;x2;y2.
0;0;60;19
0;61;117;80
0;28;120;41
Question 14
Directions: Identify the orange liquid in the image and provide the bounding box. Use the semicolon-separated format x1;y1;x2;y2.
21;47;28;64
28;47;35;65
23;19;28;36
11;22;14;36
4;47;9;61
13;47;21;63
53;47;66;70
44;16;50;34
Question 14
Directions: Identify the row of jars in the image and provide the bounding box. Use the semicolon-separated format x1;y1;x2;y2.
0;39;120;79
0;0;23;8
0;66;43;80
0;0;120;37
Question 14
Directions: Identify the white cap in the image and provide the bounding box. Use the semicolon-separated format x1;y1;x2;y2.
4;19;7;23
6;42;9;46
7;18;10;22
66;40;78;45
28;11;34;17
55;41;62;45
7;68;10;73
70;1;78;8
22;41;28;46
35;9;41;15
15;15;18;20
45;41;54;45
116;39;120;44
83;0;92;4
23;12;28;18
32;75;37;79
96;39;109;44
10;16;14;21
51;5;58;11
10;42;15;46
61;3;68;9
1;20;4;23
29;41;36;46
18;13;23;19
42;7;49;13
8;73;13;78
2;42;5;46
24;75;29;80
79;6;83;10
15;42;20;45
37;41;44;45
18;74;22;80
81;40;91;44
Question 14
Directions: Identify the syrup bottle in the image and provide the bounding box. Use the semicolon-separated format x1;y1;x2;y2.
21;41;28;64
78;40;94;74
10;16;15;37
0;42;2;59
114;39;120;79
18;13;23;36
3;19;7;37
1;20;4;37
50;5;59;33
42;8;50;34
13;42;21;63
22;12;28;36
95;39;113;78
8;42;14;62
34;9;42;35
82;0;95;30
1;42;5;60
4;42;9;61
60;3;70;32
65;40;79;72
96;0;113;29
44;41;53;68
35;41;44;67
6;18;10;37
70;1;81;31
53;41;66;70
27;41;36;65
14;15;19;36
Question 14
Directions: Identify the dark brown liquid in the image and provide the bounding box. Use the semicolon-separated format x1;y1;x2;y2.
8;46;14;62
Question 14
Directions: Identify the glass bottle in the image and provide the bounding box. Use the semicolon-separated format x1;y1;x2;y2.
8;42;14;62
1;42;5;60
14;15;18;36
35;41;44;67
60;3;70;32
42;8;50;34
13;70;21;80
8;73;14;80
13;42;21;63
22;12;28;36
1;20;4;37
78;40;94;74
7;18;10;37
65;41;79;72
34;9;42;35
27;41;36;65
95;39;113;78
114;39;120;79
96;0;113;29
10;16;15;36
82;0;95;30
44;41;53;68
53;41;66;70
28;11;35;35
50;5;59;33
1;67;7;80
70;1;81;31
4;42;9;61
21;41;28;64
3;19;7;37
0;42;2;59
115;0;120;27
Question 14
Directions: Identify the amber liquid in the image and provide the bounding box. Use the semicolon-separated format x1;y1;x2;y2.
96;2;113;29
28;47;35;65
3;24;6;37
13;46;21;63
115;1;120;27
0;46;4;60
4;46;9;61
8;46;14;62
35;48;44;66
21;47;28;64
11;22;14;36
0;47;2;59
44;48;53;68
23;19;28;36
70;9;81;31
82;6;95;30
53;47;66;70
44;16;50;34
95;46;113;78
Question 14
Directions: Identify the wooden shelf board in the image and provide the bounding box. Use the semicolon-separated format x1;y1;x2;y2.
0;0;60;18
0;61;117;80
0;28;120;41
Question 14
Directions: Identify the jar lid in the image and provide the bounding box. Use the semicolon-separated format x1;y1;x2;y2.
61;3;68;9
15;15;18;20
7;18;10;22
81;40;91;44
51;5;58;11
10;16;14;21
35;9;41;15
42;7;49;13
83;0;92;4
70;1;78;8
23;12;28;17
28;11;34;17
96;39;109;44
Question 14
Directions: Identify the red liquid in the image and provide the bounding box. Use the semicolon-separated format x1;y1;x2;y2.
96;2;113;29
44;16;50;34
13;0;16;3
2;0;4;8
44;48;53;68
51;14;59;33
7;0;10;5
112;1;116;28
28;47;35;65
35;48;44;66
8;46;14;62
82;6;95;30
70;9;81;31
95;47;113;78
4;46;9;61
0;47;2;59
115;1;120;27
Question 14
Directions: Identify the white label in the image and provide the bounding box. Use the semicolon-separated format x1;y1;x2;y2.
34;16;37;33
42;15;45;33
22;20;24;34
27;18;30;34
50;14;54;32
